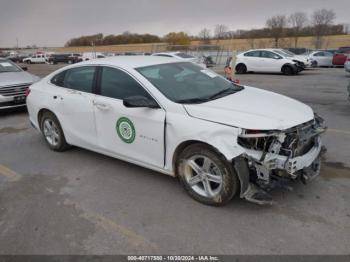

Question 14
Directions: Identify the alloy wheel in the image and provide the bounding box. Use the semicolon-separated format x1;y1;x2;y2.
43;119;60;147
183;155;223;198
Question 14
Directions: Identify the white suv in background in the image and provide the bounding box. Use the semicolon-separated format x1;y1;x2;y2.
235;49;302;75
23;53;48;64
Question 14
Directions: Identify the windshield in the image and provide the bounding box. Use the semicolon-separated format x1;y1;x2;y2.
136;62;243;104
273;50;292;57
282;49;297;56
0;60;21;73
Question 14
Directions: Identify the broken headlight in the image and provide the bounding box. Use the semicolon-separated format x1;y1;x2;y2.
237;129;279;152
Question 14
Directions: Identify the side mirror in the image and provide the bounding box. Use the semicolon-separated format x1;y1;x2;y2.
21;66;28;71
123;96;160;109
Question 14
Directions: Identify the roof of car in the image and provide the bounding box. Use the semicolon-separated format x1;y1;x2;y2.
153;52;180;54
78;55;180;68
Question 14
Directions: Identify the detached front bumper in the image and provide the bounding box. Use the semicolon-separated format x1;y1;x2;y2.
245;136;322;180
235;118;326;204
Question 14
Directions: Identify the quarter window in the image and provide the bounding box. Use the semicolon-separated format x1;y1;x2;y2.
50;71;66;87
63;66;96;93
100;67;150;100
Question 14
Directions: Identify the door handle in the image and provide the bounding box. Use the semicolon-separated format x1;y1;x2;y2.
94;101;110;111
53;95;63;100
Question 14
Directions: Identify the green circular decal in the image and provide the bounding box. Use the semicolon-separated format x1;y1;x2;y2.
116;117;136;144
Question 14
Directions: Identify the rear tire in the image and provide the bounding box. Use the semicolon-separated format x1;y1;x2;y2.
176;143;239;206
26;60;31;64
40;111;70;152
236;64;247;74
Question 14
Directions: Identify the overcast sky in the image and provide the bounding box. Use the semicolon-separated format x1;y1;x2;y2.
0;0;349;47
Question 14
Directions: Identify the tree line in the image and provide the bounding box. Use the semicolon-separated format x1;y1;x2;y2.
197;9;347;48
65;8;348;49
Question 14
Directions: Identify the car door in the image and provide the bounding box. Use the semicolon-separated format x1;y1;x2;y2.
313;52;325;66
31;55;40;63
243;51;261;71
36;54;45;63
260;51;283;72
49;66;98;148
323;52;334;66
93;66;166;168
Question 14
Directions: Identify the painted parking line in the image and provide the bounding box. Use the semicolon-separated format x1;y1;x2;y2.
64;199;159;252
327;129;350;135
0;165;20;182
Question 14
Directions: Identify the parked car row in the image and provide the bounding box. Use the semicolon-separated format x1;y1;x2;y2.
287;46;350;67
234;47;350;75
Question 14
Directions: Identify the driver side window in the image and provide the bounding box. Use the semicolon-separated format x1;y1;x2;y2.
99;67;151;100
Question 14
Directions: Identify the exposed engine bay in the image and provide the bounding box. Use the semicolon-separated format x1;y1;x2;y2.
236;115;326;204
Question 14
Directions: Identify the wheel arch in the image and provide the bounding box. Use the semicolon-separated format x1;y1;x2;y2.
172;140;222;177
171;138;244;176
281;63;294;71
37;108;61;130
172;139;250;198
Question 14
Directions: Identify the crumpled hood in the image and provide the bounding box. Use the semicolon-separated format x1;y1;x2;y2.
0;71;39;87
184;86;314;130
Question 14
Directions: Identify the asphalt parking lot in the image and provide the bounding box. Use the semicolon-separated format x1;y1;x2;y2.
0;64;349;255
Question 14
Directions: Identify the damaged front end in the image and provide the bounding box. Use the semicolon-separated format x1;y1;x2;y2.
234;115;326;204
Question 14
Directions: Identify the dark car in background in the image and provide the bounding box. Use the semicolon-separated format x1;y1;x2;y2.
47;53;82;64
332;47;350;66
6;54;30;63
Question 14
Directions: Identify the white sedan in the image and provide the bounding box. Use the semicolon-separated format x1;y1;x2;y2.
235;49;303;75
308;51;334;67
27;56;325;205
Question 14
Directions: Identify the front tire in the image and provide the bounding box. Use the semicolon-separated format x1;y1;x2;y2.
177;144;239;206
40;111;70;152
282;65;295;75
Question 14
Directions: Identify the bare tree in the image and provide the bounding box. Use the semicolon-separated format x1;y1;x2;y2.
312;9;336;48
214;24;228;39
266;15;287;47
198;28;211;44
289;12;308;47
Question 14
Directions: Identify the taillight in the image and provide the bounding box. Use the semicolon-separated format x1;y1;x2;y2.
25;87;31;97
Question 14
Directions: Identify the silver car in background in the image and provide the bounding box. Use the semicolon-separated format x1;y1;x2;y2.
0;59;40;110
345;59;350;73
309;51;334;67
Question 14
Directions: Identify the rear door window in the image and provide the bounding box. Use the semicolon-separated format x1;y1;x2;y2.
261;51;281;59
62;66;96;93
99;67;150;100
